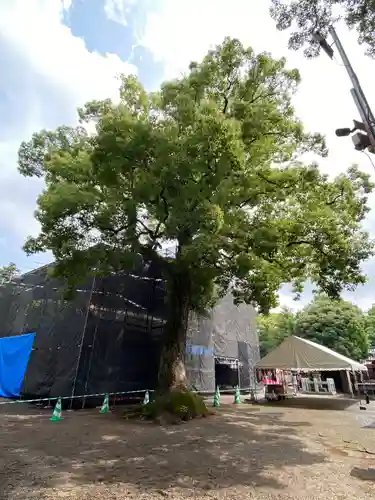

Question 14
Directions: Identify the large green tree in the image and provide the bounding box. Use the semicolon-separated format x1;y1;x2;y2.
258;308;295;357
270;0;375;57
18;38;373;393
295;296;369;360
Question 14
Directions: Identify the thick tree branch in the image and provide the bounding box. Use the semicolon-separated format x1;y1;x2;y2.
222;78;234;114
250;90;277;105
256;170;299;190
326;187;345;206
286;240;329;257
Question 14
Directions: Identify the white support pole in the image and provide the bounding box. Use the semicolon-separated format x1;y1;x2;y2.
352;368;361;399
346;370;354;397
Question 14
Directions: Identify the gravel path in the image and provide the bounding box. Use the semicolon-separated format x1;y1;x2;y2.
0;396;374;499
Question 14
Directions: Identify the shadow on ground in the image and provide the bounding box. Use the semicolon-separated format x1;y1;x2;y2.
351;467;375;482
251;396;359;411
0;403;325;499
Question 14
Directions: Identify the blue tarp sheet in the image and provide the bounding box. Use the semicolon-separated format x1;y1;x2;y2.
0;333;35;398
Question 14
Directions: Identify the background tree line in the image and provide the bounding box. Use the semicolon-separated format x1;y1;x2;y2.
258;295;375;361
0;263;20;284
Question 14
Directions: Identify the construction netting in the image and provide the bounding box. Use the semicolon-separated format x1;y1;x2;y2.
0;262;259;400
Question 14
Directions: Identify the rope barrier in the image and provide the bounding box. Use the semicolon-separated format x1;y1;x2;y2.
0;386;260;406
0;389;154;406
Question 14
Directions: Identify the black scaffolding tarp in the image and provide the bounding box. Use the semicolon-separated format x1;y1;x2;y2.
0;262;259;399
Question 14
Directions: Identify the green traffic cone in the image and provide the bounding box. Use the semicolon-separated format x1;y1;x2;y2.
234;386;241;404
100;393;110;414
50;398;64;422
143;390;150;405
213;387;220;408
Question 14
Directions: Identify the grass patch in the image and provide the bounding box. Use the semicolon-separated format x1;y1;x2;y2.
123;390;213;424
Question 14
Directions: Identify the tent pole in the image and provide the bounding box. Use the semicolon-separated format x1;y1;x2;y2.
352;368;361;399
248;363;251;396
70;275;96;410
82;310;99;409
347;370;354;398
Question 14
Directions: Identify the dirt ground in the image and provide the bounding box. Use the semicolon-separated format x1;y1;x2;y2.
0;396;374;500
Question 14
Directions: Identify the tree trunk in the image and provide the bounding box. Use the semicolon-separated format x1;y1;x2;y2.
157;272;191;393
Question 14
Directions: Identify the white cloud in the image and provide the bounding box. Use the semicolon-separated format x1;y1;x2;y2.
0;0;136;111
104;0;137;25
0;0;136;248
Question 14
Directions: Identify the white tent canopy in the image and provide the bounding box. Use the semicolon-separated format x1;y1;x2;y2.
256;335;367;372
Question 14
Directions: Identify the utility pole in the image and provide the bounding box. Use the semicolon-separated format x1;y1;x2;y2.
315;27;375;153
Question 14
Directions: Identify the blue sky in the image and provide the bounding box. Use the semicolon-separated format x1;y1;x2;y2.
62;0;165;89
1;0;375;309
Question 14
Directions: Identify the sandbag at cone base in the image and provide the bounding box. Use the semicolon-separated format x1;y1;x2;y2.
213;387;220;408
143;390;150;405
234;386;241;404
50;398;63;421
100;394;110;414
